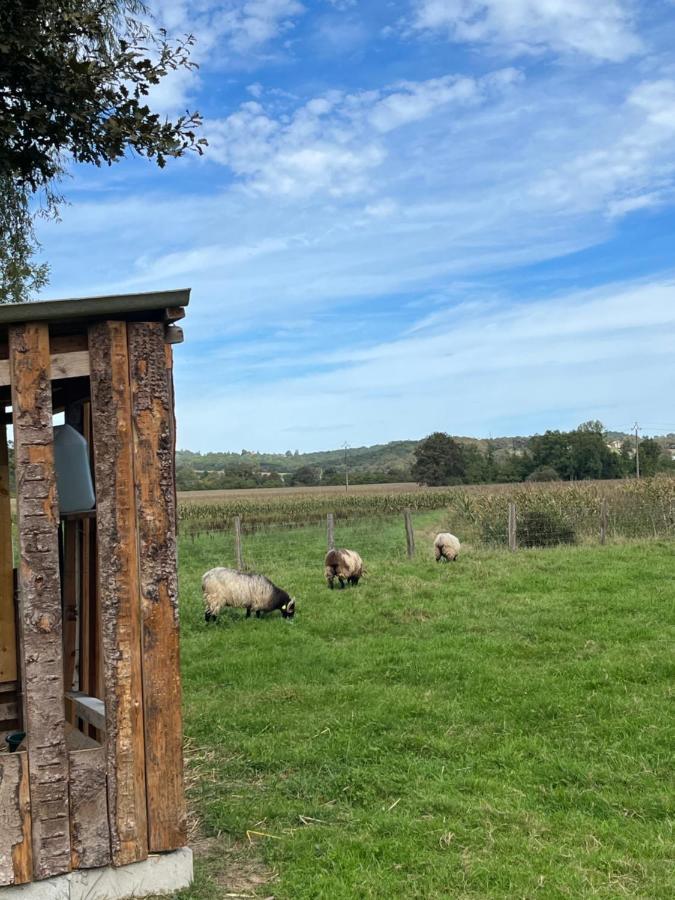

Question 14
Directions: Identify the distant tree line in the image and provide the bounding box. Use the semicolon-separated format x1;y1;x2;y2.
411;422;673;486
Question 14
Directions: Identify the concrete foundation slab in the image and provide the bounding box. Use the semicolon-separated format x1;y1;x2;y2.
0;848;193;900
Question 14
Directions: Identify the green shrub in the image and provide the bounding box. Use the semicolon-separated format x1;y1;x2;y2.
518;507;576;547
526;465;561;482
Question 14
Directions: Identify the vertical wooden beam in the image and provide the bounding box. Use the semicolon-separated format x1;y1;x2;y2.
89;320;148;866
0;410;16;683
326;513;335;552
62;522;78;694
0;751;32;886
404;509;415;559
68;747;111;870
234;516;243;570
600;499;608;546
128;322;187;852
9;322;71;879
508;502;517;552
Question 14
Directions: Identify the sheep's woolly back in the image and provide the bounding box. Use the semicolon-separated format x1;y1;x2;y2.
434;532;461;561
202;567;290;615
324;548;363;580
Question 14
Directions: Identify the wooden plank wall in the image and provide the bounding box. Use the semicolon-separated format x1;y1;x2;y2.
128;323;187;851
9;323;71;880
0;409;16;685
0;751;32;885
68;748;111;870
89;320;148;867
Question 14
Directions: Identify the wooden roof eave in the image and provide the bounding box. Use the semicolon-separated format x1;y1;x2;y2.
0;289;190;342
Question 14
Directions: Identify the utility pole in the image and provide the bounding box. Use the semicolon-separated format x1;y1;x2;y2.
633;422;640;478
343;442;349;493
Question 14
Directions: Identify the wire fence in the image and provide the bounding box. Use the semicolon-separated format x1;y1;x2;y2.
179;489;675;575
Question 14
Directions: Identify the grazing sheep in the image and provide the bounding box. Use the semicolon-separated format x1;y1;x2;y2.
324;548;363;589
202;568;296;622
434;532;461;562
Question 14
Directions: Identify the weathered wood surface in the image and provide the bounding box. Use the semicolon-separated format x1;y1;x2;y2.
326;513;335;551
66;692;106;733
0;350;89;386
508;502;517;552
68;747;111;870
164;325;184;345
89;320;148;867
234;516;243;570
62;520;78;694
0;695;18;723
0;750;32;886
128;322;187;852
0;334;87;360
404;509;415;559
0;417;16;684
10;323;71;880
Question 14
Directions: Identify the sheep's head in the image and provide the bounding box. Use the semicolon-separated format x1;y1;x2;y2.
281;598;296;619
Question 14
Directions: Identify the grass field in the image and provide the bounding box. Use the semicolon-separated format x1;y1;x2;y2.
175;513;674;899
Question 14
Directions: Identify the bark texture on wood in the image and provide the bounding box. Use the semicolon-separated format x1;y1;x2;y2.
9;323;71;880
0;751;32;886
128;322;187;852
404;509;415;559
62;521;78;694
326;513;335;552
68;748;111;870
0;417;16;684
89;320;148;867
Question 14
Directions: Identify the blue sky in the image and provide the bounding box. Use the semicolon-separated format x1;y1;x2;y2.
37;0;675;451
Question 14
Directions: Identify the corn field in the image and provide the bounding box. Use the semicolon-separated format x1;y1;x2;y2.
178;477;675;547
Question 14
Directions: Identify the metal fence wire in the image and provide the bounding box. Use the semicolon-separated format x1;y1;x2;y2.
179;487;674;577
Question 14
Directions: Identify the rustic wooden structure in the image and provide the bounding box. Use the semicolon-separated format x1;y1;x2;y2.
0;290;189;890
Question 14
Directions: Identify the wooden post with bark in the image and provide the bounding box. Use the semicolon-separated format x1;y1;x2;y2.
404;509;415;558
128;322;187;852
9;323;71;880
89;320;148;867
508;503;517;552
0;288;191;892
0;410;16;685
234;516;243;570
327;513;335;551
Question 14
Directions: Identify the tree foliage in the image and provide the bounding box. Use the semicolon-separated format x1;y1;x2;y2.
412;432;467;486
0;0;205;302
0;178;49;303
638;438;663;477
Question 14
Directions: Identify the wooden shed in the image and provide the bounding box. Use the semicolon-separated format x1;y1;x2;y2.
0;291;191;897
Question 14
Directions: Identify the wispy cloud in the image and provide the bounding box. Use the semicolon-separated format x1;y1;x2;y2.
34;0;675;449
175;275;675;450
409;0;642;61
205;68;520;196
153;0;305;62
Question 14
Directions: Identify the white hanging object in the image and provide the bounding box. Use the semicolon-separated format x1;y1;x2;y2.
53;424;96;515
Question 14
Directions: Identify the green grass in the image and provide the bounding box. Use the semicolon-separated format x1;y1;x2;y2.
175;514;675;899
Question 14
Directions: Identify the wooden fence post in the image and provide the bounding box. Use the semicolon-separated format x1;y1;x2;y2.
234;516;243;569
327;513;335;551
600;499;608;545
508;503;517;552
404;509;415;558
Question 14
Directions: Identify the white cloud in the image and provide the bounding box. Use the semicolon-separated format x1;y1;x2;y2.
174;275;675;450
530;79;675;216
205;68;520;195
153;0;305;60
215;0;305;53
411;0;642;61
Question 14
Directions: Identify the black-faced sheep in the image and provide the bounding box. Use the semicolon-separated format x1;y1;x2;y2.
324;548;363;589
202;568;296;622
434;532;461;562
